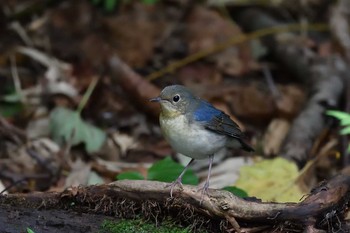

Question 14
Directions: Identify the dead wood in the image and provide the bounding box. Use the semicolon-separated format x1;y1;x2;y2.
330;0;350;164
108;55;161;120
280;57;346;167
231;8;346;167
330;0;350;60
1;174;350;232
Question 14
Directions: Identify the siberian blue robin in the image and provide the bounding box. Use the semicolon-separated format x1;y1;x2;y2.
150;85;253;199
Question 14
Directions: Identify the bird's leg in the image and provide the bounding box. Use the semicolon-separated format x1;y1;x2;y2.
198;155;214;202
167;158;195;197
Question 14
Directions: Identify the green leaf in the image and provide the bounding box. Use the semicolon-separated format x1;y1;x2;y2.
0;102;23;117
347;144;350;153
49;107;106;153
340;120;350;127
104;0;118;11
2;92;22;103
222;186;248;198
147;157;199;185
326;110;350;126
340;126;350;135
142;0;158;4
117;171;145;180
27;228;35;233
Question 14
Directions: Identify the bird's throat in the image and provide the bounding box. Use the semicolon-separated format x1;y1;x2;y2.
160;105;182;118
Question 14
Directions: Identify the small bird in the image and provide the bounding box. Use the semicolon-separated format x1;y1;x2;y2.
150;85;253;199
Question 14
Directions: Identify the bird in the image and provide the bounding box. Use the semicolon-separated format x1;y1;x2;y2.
150;85;253;200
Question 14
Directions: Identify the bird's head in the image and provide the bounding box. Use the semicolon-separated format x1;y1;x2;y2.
150;85;196;117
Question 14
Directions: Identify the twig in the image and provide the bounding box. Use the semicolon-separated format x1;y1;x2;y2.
76;77;99;114
9;54;25;103
9;21;34;47
262;64;280;100
146;23;328;81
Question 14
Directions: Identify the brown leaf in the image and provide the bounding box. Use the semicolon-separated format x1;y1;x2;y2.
102;3;167;67
229;82;275;123
263;118;290;156
276;84;306;119
185;6;256;75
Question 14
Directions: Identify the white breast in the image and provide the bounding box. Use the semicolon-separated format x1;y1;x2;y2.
160;115;226;159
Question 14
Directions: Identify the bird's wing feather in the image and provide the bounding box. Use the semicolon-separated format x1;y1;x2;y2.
193;100;221;121
193;101;242;138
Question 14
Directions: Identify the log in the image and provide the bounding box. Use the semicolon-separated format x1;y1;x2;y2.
1;174;350;232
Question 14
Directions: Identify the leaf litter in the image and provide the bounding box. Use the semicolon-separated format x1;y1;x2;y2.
0;0;349;232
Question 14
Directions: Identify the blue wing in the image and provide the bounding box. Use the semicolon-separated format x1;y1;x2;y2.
193;101;222;122
193;100;254;152
193;100;242;139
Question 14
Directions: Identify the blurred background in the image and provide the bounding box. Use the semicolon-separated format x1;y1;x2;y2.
0;0;349;209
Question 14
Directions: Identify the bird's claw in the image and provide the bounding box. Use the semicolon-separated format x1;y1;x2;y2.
198;182;210;204
166;178;183;198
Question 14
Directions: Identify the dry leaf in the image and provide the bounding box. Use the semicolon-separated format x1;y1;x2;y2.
235;157;304;202
263;118;290;156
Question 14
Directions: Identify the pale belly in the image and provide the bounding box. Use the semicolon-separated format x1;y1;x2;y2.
160;115;226;159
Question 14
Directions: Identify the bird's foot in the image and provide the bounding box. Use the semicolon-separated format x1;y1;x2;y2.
166;178;183;198
197;182;210;204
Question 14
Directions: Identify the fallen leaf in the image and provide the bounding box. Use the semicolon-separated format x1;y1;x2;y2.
87;171;105;185
276;84;305;118
49;107;106;154
235;157;304;202
26;107;50;139
117;171;145;181
229;82;275;122
263;118;290;156
65;158;91;187
0;180;7;194
110;131;139;156
147;157;199;185
197;157;254;189
185;6;256;75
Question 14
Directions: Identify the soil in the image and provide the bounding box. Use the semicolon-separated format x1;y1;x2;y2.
0;204;114;233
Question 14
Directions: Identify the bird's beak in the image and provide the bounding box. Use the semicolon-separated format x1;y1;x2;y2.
150;96;162;102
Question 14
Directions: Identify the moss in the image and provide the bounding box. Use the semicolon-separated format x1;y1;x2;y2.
100;218;197;233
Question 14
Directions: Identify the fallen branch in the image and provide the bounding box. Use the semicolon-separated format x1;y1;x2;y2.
1;174;349;232
108;55;161;119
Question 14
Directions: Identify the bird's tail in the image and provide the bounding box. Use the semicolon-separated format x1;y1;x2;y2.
239;139;254;152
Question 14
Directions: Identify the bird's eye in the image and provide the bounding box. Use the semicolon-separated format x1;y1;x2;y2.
173;94;180;102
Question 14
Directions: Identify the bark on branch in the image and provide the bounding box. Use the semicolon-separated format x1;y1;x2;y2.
1;174;350;232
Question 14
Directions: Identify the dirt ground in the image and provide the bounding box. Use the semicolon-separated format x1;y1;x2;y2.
0;204;114;233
